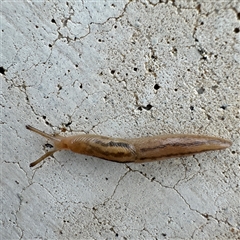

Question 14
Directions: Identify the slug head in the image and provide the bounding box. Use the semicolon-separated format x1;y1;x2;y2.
26;125;66;167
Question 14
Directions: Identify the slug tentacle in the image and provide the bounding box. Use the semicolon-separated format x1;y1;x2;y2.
29;150;57;167
26;125;232;167
26;125;61;142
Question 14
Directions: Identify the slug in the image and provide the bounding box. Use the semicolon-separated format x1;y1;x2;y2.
26;125;232;167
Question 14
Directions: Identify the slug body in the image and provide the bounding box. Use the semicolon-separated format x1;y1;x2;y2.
26;125;232;167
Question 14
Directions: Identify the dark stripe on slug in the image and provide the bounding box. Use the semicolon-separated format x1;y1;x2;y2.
137;148;212;161
93;139;131;149
94;139;137;156
89;144;136;161
71;136;137;160
139;140;209;153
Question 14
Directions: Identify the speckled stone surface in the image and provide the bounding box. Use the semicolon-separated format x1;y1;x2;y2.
2;1;240;239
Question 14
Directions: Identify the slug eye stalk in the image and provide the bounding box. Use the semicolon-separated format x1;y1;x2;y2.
29;150;57;167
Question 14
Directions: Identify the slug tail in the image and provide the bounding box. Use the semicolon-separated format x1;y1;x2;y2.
213;138;232;150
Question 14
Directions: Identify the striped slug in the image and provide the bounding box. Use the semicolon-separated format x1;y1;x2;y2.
26;125;232;167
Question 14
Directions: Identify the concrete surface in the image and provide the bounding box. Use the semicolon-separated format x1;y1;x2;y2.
1;0;240;239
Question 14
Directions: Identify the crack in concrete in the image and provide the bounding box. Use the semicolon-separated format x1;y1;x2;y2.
173;184;237;231
142;226;158;239
177;157;202;185
126;165;174;189
61;202;119;239
15;179;65;239
49;2;91;47
4;77;45;124
8;162;31;240
90;166;131;225
86;0;132;27
125;162;238;237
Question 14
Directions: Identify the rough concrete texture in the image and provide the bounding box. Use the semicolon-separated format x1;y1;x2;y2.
1;0;240;239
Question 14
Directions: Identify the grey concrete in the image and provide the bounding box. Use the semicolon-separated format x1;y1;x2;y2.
2;1;240;239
